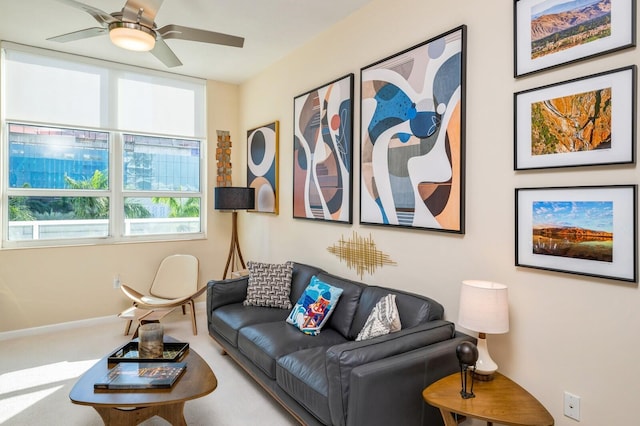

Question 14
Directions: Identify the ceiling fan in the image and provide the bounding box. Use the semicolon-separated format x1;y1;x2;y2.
47;0;244;68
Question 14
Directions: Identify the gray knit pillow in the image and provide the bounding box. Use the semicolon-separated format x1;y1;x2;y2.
244;261;293;309
356;294;402;341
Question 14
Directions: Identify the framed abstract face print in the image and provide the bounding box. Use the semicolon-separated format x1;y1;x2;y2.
293;74;354;223
360;26;466;233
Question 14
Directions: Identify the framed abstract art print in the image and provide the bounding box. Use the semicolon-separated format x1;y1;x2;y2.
360;26;466;233
247;121;279;214
293;74;354;223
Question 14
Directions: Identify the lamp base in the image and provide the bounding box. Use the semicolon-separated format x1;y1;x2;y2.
474;333;498;381
472;371;495;381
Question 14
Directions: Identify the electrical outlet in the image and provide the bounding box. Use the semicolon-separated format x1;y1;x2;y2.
564;391;580;421
113;275;121;289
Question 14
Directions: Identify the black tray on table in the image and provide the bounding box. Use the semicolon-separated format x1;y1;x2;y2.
108;341;189;363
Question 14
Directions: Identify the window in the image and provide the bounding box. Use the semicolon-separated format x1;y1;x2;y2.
1;43;206;247
122;134;202;236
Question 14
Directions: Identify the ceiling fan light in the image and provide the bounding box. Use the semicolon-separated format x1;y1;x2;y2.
109;23;156;52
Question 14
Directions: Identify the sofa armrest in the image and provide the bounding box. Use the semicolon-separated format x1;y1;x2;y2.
206;276;248;312
325;320;456;426
346;333;475;426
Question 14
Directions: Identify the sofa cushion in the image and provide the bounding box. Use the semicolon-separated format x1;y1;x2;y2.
356;293;401;341
289;263;326;304
316;272;364;339
238;321;347;379
277;347;332;425
244;261;293;309
349;286;444;337
209;303;290;347
287;276;343;336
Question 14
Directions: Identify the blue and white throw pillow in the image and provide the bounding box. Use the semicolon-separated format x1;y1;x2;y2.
286;276;343;336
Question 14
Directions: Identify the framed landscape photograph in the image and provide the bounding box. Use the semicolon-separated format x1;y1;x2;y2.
515;66;636;170
514;0;636;77
360;26;466;233
515;185;637;282
247;121;279;214
293;74;354;223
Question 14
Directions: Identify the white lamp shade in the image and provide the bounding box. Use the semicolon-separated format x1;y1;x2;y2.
458;280;509;334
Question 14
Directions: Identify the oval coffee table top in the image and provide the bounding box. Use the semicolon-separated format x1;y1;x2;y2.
70;340;217;408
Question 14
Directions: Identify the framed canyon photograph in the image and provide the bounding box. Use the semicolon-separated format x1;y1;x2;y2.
514;0;636;77
293;74;354;223
514;66;636;170
247;121;279;214
515;185;637;282
360;26;466;233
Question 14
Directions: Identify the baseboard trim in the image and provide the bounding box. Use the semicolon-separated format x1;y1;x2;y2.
0;301;207;341
0;315;118;341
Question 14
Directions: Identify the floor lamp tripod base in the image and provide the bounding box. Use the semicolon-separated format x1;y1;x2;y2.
222;211;246;280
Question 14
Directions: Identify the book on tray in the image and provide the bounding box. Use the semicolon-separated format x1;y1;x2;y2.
94;362;187;390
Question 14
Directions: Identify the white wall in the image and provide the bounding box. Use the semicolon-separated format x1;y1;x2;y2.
238;1;640;425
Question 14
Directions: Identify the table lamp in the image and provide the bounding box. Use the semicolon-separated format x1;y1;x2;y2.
214;187;255;279
457;280;509;380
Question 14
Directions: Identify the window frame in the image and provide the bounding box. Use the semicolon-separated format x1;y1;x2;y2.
1;45;207;249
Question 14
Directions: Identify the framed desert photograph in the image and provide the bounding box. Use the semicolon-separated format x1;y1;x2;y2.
514;0;636;77
247;121;279;214
360;26;466;233
516;185;637;282
293;74;354;223
515;66;636;170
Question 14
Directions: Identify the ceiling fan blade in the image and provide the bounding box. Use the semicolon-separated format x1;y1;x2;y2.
47;27;108;43
53;0;116;26
122;0;164;28
157;24;244;48
151;37;182;68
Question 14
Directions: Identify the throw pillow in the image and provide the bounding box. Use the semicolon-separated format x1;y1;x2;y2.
356;293;402;341
286;276;343;336
243;261;294;309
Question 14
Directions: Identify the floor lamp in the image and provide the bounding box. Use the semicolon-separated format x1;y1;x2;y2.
214;187;255;279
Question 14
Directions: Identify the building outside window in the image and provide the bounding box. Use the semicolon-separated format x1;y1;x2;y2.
1;43;206;247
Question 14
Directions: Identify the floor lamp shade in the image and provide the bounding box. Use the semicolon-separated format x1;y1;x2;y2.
214;187;255;280
458;280;509;377
214;187;255;211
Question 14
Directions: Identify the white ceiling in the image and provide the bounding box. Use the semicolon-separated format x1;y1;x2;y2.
0;0;374;83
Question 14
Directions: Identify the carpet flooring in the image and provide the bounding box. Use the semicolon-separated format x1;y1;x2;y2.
0;307;298;426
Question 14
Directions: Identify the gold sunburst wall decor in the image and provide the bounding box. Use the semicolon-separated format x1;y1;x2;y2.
327;231;396;279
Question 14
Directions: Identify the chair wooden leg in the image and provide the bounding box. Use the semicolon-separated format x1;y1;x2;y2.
124;319;133;336
189;300;197;335
182;305;186;315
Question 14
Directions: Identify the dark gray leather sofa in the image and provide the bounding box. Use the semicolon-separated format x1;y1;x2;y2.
206;262;473;426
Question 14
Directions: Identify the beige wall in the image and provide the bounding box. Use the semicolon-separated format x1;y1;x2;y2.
238;0;640;425
0;80;241;332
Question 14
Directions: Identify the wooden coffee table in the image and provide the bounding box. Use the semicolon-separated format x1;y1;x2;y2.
423;372;553;426
69;339;217;426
